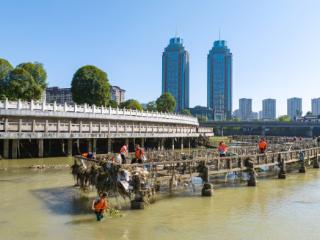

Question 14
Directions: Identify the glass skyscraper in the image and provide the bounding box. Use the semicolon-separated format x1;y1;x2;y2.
162;37;189;112
207;40;232;120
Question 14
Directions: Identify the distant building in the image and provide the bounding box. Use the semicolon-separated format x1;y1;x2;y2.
110;85;125;105
258;111;263;120
189;106;213;120
249;112;259;120
45;87;74;105
207;40;232;120
239;98;252;121
162;37;189;112
311;98;320;116
287;97;302;120
262;98;276;120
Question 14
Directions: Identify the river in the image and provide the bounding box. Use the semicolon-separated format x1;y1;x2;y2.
1;157;320;240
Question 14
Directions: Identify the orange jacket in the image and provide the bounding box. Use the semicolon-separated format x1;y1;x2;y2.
135;148;144;159
94;198;107;211
259;141;267;150
81;152;88;158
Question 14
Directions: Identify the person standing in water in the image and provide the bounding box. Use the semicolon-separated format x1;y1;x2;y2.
92;192;108;221
120;143;128;164
258;138;268;154
218;141;228;157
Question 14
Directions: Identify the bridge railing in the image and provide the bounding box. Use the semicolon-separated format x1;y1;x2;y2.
0;119;200;135
0;99;198;125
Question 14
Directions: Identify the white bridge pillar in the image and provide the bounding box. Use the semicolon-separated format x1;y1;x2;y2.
107;138;112;153
38;139;44;158
3;139;9;159
67;139;73;157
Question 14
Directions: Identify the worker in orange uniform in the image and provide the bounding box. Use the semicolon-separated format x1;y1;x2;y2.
131;144;144;164
120;143;128;164
218;141;228;157
92;192;108;221
258;138;268;154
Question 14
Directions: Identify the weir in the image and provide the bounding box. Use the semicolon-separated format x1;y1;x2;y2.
72;138;320;209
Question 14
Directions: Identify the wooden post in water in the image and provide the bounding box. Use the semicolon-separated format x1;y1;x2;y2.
246;158;256;186
278;153;286;179
313;154;320;169
298;151;306;173
201;164;213;196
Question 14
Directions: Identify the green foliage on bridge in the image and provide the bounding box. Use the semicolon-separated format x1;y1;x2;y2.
0;58;13;99
156;92;176;113
181;109;192;116
0;58;47;101
278;115;291;122
120;99;143;111
71;65;110;106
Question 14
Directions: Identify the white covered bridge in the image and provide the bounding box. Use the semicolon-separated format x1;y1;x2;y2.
0;99;213;159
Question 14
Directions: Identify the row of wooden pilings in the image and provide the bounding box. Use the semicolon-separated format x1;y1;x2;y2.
199;151;320;197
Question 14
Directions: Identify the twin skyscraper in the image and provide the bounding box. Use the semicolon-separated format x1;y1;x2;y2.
162;37;232;120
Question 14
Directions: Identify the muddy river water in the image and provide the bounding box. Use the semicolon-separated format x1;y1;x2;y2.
1;157;320;240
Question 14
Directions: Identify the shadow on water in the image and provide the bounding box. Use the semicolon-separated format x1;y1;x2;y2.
30;186;92;215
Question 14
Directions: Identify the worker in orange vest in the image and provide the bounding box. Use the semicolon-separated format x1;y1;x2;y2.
258;138;267;154
91;192;108;221
120;143;128;164
218;141;228;157
131;144;144;164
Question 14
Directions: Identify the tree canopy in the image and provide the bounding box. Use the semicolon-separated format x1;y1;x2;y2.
278;115;291;122
181;108;191;115
145;101;157;111
107;99;118;108
156;92;176;113
17;62;47;89
0;58;14;99
71;65;110;106
6;68;42;101
120;99;143;111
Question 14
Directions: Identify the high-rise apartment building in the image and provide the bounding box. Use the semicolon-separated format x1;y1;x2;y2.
312;98;320;116
45;87;74;105
239;98;252;121
287;97;302;120
110;85;125;105
262;98;276;120
162;37;189;112
207;40;232;120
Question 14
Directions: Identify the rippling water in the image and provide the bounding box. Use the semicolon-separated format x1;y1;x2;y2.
1;157;320;240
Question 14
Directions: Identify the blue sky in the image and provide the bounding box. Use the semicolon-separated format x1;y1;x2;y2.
1;0;320;116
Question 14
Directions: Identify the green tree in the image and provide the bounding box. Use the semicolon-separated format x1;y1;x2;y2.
181;108;191;115
107;99;118;108
197;115;208;122
6;68;42;101
120;99;143;111
305;111;313;117
17;62;47;89
145;101;157;111
156;92;176;113
71;65;110;106
0;58;13;99
278;115;291;122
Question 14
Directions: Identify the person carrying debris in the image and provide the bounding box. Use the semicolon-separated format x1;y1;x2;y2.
92;192;108;221
218;141;228;157
258;138;267;154
120;143;128;164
